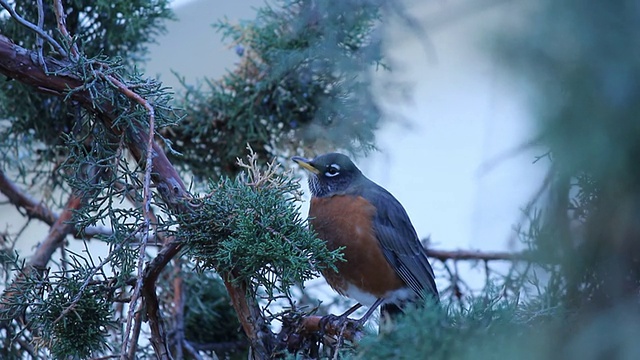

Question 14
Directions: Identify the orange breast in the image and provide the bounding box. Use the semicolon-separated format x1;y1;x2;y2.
309;195;405;298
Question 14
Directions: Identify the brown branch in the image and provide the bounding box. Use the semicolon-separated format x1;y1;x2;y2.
0;37;188;203
141;239;184;360
0;170;113;240
425;248;533;262
223;275;274;359
52;0;79;59
0;37;191;358
0;170;57;225
30;194;82;269
0;1;66;56
0;193;82;319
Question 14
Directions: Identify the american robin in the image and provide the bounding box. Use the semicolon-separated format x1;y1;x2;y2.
292;153;439;325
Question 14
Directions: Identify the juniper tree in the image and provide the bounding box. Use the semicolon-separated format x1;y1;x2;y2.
0;0;421;358
5;0;636;360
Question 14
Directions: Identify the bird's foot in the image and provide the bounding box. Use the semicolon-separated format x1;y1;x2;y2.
319;314;362;340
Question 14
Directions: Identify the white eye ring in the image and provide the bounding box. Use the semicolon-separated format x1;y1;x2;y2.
325;164;340;177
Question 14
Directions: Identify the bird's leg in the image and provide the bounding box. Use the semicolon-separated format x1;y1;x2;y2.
320;298;385;334
353;298;384;327
320;303;362;333
339;303;363;318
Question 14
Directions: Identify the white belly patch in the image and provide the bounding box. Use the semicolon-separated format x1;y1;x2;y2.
343;283;415;307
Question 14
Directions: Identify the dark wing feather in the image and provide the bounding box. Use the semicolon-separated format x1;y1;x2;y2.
355;179;439;300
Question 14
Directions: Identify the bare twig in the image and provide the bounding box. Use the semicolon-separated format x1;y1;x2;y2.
0;170;114;240
51;0;79;59
35;0;47;71
117;70;157;358
0;0;67;56
426;248;534;263
172;260;186;359
126;309;144;359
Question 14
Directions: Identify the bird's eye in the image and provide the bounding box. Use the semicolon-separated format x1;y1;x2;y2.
325;164;340;177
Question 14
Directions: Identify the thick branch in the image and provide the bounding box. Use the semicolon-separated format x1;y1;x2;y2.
223;276;274;359
0;170;57;225
30;194;82;269
0;193;82;319
0;36;188;205
0;170;113;240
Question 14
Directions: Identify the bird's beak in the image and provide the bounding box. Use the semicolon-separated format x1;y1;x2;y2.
291;156;320;174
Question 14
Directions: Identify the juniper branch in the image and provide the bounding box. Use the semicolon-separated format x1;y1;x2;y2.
109;71;158;358
0;37;190;358
0;192;81;320
0;0;67;57
0;170;114;240
52;0;79;59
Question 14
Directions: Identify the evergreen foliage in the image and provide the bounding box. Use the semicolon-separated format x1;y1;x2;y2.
494;0;640;311
166;0;384;179
0;251;116;359
181;269;243;346
0;0;386;357
177;150;343;297
0;0;173;167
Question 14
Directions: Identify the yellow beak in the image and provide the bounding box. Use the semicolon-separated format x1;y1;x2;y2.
291;156;320;174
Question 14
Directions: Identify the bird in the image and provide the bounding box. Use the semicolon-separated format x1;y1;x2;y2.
292;153;439;326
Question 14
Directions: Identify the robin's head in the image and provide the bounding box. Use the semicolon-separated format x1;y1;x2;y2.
292;153;363;197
